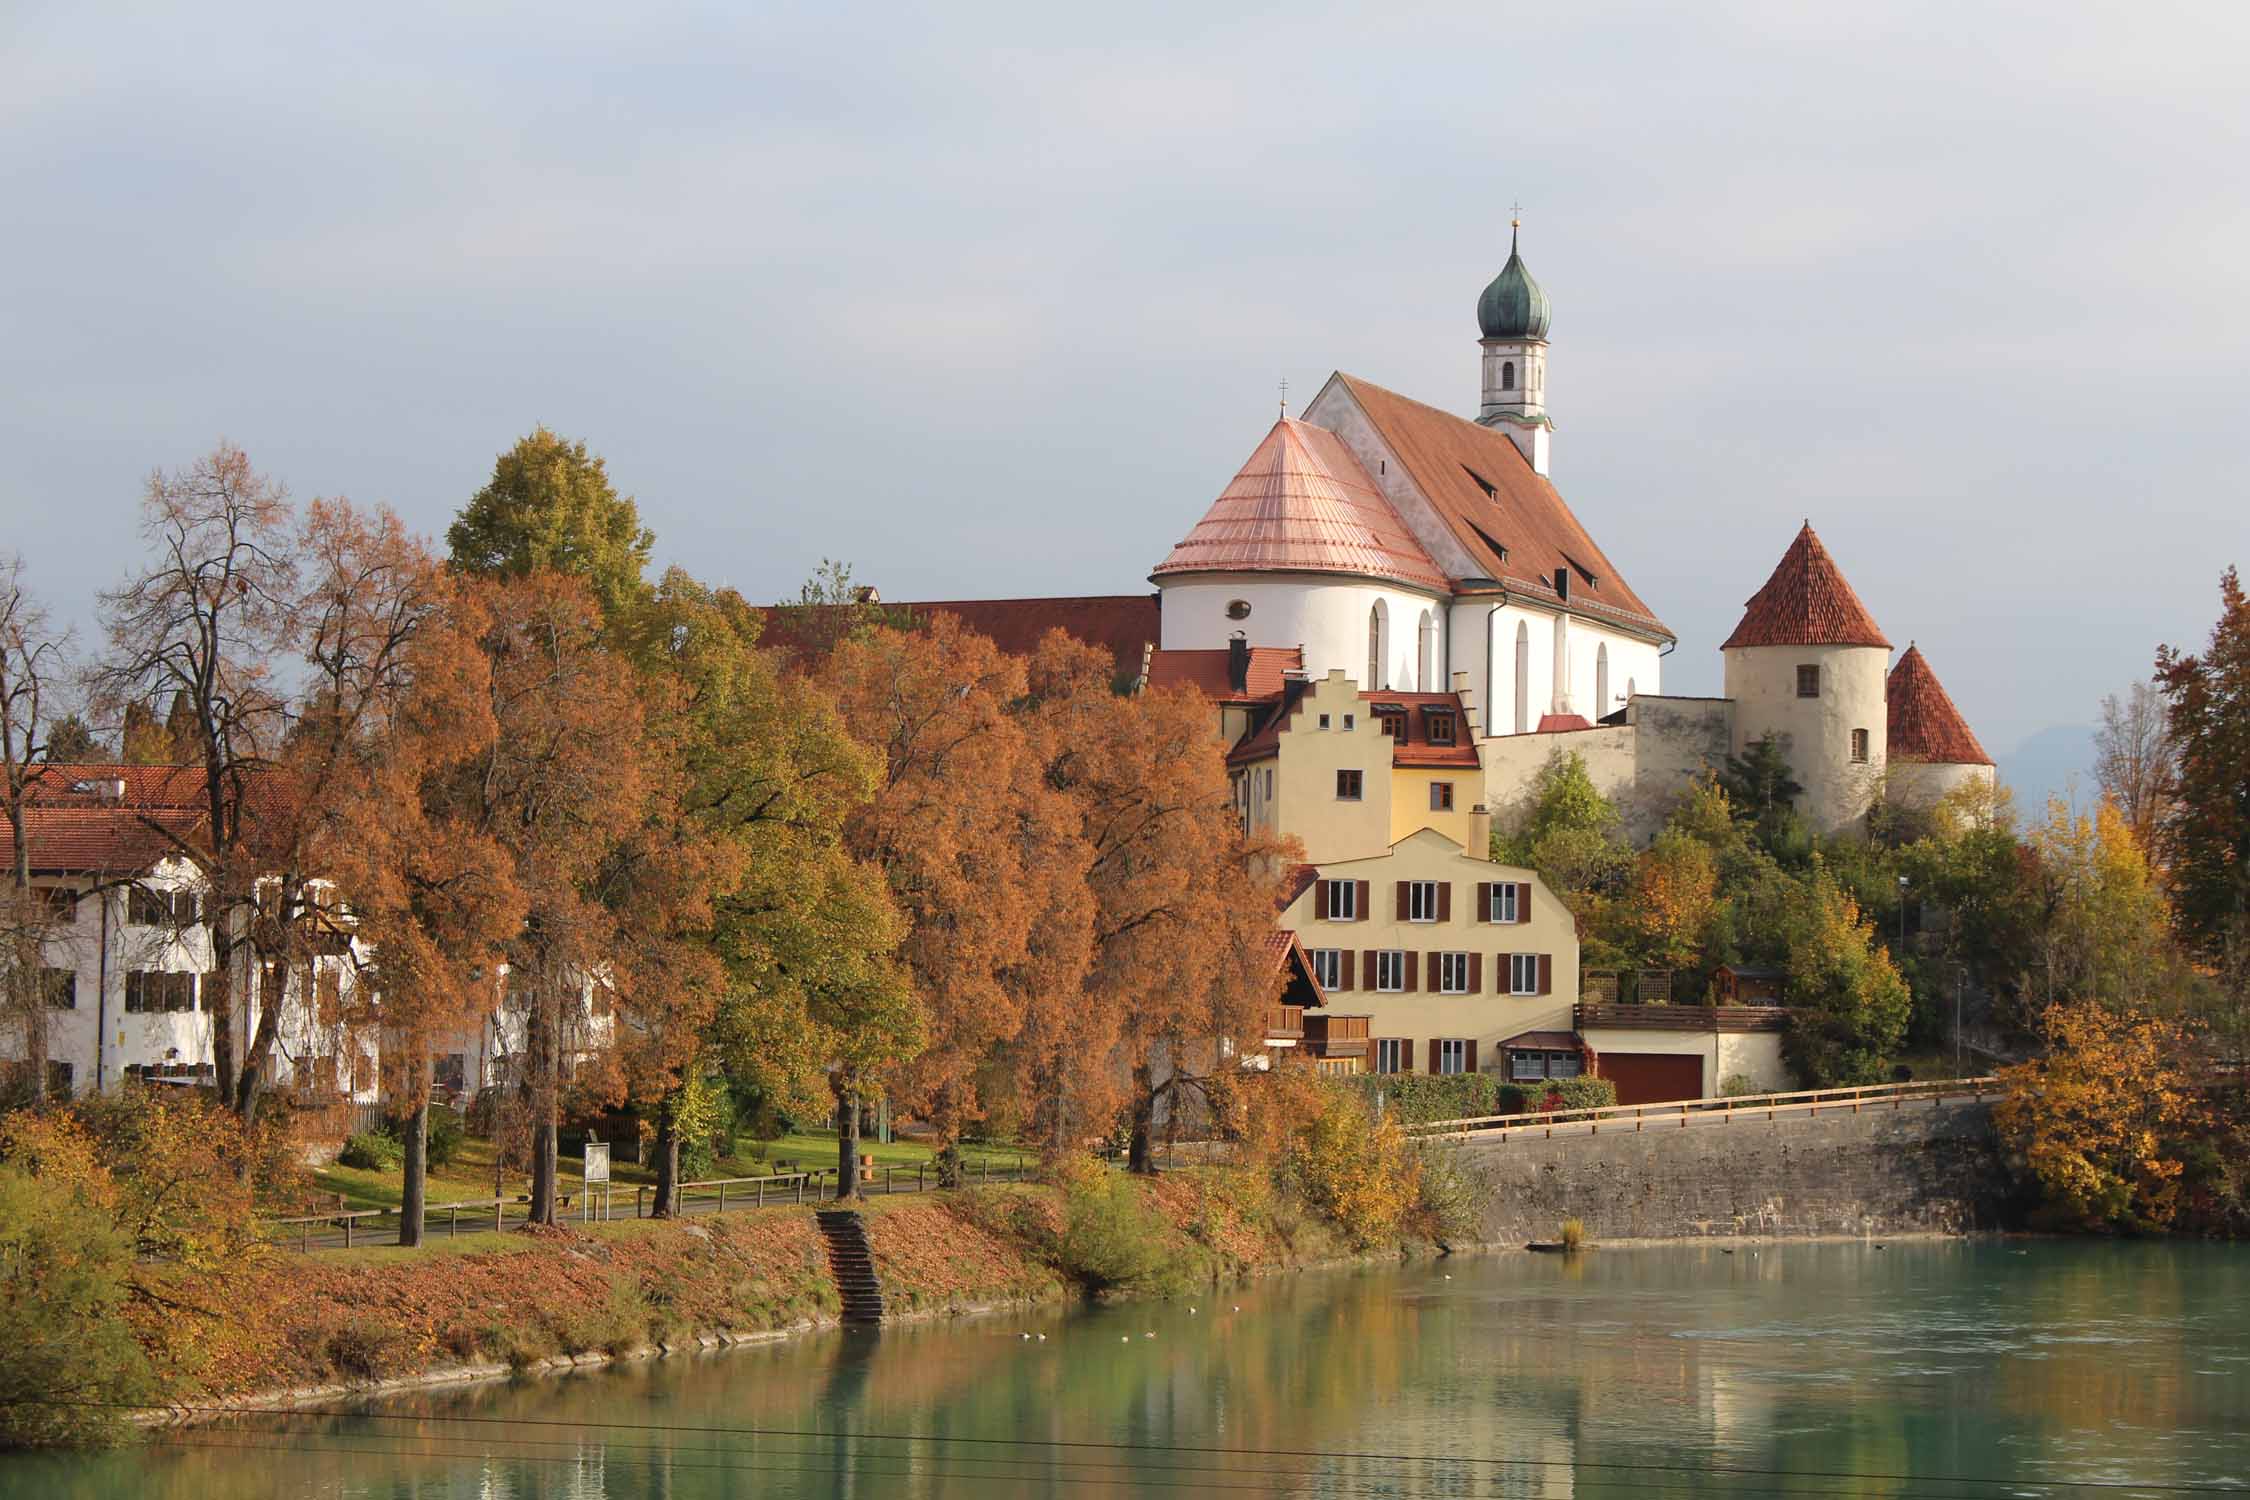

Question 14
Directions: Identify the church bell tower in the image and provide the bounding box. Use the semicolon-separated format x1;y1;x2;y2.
1476;215;1553;475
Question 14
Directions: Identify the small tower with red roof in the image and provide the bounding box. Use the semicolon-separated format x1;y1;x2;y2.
1886;644;1996;813
1721;524;1893;835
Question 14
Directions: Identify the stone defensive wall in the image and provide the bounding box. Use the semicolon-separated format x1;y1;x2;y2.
1465;1097;2015;1244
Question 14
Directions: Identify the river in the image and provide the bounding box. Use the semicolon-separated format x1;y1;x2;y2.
5;1238;2245;1497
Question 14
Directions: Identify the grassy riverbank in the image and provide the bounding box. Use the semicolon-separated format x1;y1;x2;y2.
183;1166;1371;1405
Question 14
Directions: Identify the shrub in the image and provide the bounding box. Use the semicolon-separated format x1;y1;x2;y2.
379;1108;467;1170
1413;1143;1491;1245
0;1163;154;1447
1292;1086;1419;1249
339;1131;403;1171
1498;1077;1617;1114
1720;1073;1764;1098
1560;1216;1587;1252
325;1317;413;1381
1051;1159;1194;1297
1350;1072;1497;1126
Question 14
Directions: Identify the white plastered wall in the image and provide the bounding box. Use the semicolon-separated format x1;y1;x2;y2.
1157;576;1450;691
1724;643;1891;837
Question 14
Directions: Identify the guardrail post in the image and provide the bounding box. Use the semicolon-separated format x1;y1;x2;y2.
718;1181;727;1215
343;1215;353;1250
449;1207;458;1238
757;1179;765;1209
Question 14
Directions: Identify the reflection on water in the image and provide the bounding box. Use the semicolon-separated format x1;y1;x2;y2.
3;1240;2245;1498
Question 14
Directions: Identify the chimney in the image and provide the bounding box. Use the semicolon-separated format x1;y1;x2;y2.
1227;634;1250;693
97;778;125;805
1469;803;1492;860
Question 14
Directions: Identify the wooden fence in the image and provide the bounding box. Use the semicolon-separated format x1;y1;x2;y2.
1406;1076;2001;1144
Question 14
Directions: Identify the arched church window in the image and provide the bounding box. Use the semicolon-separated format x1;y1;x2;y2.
1513;621;1530;734
1416;611;1435;692
1367;604;1386;691
1595;643;1610;719
1501;361;1515;392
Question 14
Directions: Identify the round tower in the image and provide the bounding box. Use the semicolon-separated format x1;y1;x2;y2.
1475;216;1553;476
1885;643;1996;816
1721;524;1892;836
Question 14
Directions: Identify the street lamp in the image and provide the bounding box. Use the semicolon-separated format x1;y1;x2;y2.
1896;874;1909;956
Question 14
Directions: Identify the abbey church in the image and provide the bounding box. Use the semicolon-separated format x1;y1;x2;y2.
897;222;1995;860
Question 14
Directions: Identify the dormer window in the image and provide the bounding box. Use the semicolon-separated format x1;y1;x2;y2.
1372;704;1408;740
1424;709;1457;746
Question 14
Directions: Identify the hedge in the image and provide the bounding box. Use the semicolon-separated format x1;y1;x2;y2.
1496;1076;1618;1115
1350;1073;1497;1125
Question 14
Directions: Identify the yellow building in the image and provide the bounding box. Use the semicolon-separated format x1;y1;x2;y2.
1276;828;1583;1083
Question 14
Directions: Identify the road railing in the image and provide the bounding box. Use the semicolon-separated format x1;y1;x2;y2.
1406;1075;2001;1144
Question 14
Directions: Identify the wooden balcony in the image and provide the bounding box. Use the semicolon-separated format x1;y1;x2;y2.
1304;1012;1370;1059
1575;1002;1788;1034
1264;1004;1305;1041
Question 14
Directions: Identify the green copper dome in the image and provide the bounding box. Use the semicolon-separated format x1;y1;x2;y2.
1476;226;1551;341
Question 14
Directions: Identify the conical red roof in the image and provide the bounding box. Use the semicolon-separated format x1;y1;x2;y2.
1887;645;1991;766
1151;419;1448;592
1721;523;1891;650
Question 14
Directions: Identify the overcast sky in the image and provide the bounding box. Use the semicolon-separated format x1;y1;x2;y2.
4;1;2245;757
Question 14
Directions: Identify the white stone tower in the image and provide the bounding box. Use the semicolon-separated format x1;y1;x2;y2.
1721;524;1893;837
1475;216;1553;475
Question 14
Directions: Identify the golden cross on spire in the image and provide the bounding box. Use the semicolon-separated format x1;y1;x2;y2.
1278;377;1289;418
1510;199;1522;229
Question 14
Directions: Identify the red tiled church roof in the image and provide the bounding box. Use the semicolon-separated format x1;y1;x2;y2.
1151;418;1449;593
1720;523;1891;651
1329;376;1672;639
900;596;1159;681
1144;646;1302;702
1886;645;1992;766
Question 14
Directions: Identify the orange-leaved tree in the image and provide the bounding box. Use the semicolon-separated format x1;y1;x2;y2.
824;614;1087;1185
1029;633;1294;1172
1993;1001;2201;1232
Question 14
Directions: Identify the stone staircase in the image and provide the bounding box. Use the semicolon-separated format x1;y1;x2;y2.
814;1208;885;1326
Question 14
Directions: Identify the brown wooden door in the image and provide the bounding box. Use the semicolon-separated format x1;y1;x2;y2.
1598;1053;1704;1106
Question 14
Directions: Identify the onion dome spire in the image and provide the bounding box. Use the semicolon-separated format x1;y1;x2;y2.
1477;215;1552;341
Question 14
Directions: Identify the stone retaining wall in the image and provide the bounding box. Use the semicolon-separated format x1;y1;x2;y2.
1468;1099;2016;1244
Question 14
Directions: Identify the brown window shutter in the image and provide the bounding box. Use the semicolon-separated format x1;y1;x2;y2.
1469;953;1482;993
1475;881;1491;922
1354;880;1371;921
1427;1039;1441;1075
1466;1039;1479;1075
1438;883;1452;922
1341;950;1355;991
1428;950;1443;990
1538;954;1553;995
1397;1038;1414;1073
1313;878;1329;916
1395;881;1410;921
1518;882;1533;923
1364;950;1379;988
1404;951;1419;993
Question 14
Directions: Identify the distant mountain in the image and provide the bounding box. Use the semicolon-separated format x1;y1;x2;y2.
1997;724;2098;815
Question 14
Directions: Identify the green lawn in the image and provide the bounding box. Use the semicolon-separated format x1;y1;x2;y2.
310;1127;1032;1212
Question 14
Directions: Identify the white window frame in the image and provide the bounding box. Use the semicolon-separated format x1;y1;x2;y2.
1317;712;1331;730
1325;881;1358;922
1437;1039;1469;1076
1375;950;1406;993
1509;954;1539;996
1342;713;1355;731
1437;952;1469;994
1509;1050;1546;1082
1407;880;1440;923
1309;948;1343;990
1489;883;1519;924
1374;1038;1407;1075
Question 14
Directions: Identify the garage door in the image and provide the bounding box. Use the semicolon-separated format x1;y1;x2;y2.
1598;1053;1705;1106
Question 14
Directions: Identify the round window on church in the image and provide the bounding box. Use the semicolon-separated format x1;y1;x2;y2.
1226;599;1252;621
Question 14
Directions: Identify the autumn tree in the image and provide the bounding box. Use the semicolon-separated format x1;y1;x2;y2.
2020;798;2182;1012
1781;863;1913;1084
447;428;655;625
1496;750;1632;920
1624;829;1721;973
2095;682;2175;851
95;444;297;1114
431;571;649;1225
1032;636;1291;1173
1994;1002;2200;1231
0;557;71;1105
822;614;1081;1185
2156;568;2250;1001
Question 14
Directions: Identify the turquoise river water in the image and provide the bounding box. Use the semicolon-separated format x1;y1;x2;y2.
2;1238;2245;1498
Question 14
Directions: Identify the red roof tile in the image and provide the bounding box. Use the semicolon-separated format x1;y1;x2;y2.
20;763;297;873
1275;862;1320;913
1330;376;1672;639
1151;418;1449;593
1498;1029;1584;1052
1886;645;1992;766
1226;689;1480;770
1145;646;1303;703
1721;524;1891;651
1535;713;1594;734
759;595;1160;682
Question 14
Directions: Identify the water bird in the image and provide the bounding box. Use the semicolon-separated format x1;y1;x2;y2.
1019;1332;1030;1340
1874;1244;1886;1250
1232;1306;1240;1312
1037;1334;1046;1341
1144;1331;1156;1338
1121;1336;1130;1343
1188;1307;1197;1314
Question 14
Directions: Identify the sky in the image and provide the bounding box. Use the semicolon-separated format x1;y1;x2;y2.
3;1;2246;765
